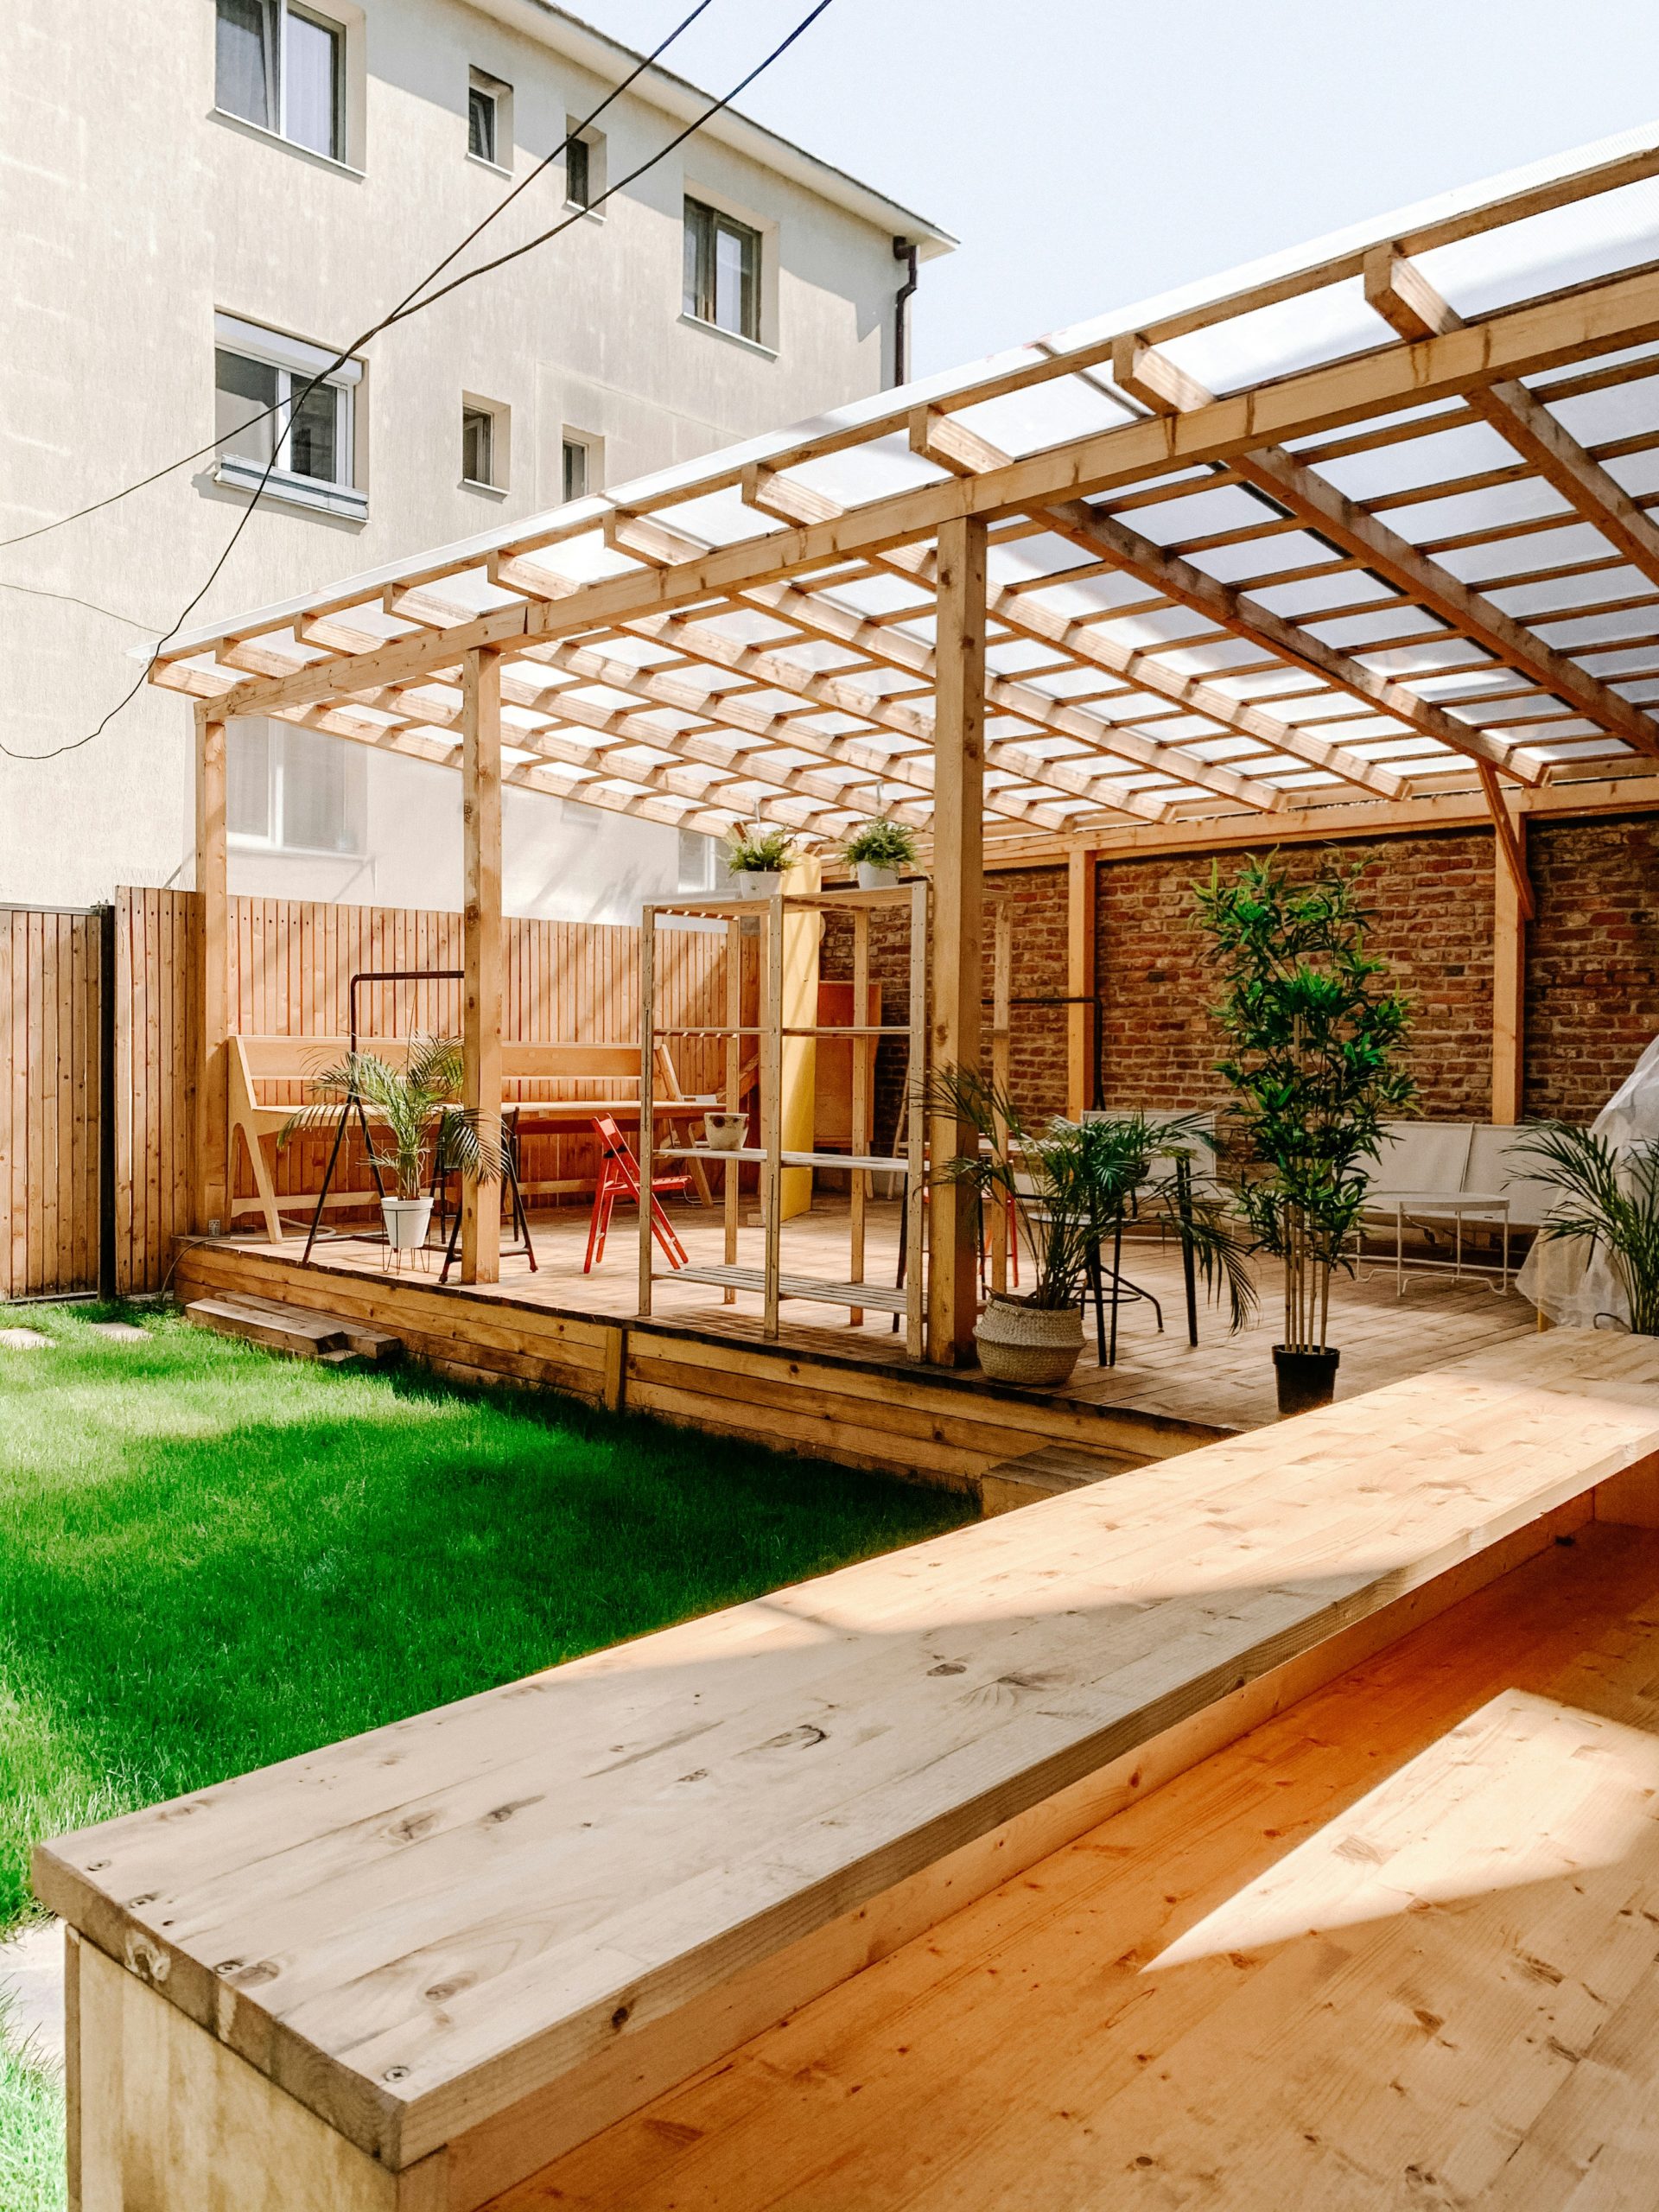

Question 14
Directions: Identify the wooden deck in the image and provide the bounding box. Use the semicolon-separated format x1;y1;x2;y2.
176;1198;1538;1490
495;1518;1659;2210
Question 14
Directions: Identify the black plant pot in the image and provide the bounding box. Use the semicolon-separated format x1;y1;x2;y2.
1274;1344;1340;1418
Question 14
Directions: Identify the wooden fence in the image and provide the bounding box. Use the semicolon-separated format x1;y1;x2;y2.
0;905;105;1301
3;889;737;1298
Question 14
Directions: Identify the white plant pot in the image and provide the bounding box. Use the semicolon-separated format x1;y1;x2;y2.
973;1294;1084;1389
381;1195;434;1253
734;870;782;899
855;861;901;890
702;1112;747;1151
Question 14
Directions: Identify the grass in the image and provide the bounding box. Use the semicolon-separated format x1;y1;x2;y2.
0;1298;973;2202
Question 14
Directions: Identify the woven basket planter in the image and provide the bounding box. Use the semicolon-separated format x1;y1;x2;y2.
973;1294;1084;1389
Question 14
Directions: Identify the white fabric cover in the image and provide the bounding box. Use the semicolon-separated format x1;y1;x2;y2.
1517;1035;1659;1327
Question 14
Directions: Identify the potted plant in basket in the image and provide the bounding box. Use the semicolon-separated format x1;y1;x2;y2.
842;818;918;891
1193;857;1415;1417
724;826;798;897
281;1036;504;1255
925;1069;1256;1387
1511;1123;1659;1334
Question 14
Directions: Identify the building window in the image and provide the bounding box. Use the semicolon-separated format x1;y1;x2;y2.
677;829;721;893
467;82;496;163
216;0;345;162
213;311;364;518
566;136;589;208
683;198;760;341
462;406;494;486
562;436;588;504
563;121;604;213
228;722;362;854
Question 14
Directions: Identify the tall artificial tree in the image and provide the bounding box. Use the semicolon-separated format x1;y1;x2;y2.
1193;858;1415;1357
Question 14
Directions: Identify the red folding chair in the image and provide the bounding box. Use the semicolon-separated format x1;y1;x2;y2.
584;1115;690;1272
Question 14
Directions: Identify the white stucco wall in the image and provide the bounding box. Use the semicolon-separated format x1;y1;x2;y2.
0;0;941;913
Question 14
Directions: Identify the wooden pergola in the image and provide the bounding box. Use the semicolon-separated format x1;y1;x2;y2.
158;125;1659;1363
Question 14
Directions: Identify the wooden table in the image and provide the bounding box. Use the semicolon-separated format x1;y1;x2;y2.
37;1330;1659;2211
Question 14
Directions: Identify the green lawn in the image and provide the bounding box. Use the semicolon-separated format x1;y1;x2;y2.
0;1300;971;2209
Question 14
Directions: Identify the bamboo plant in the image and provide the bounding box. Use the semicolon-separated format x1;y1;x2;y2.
280;1036;505;1200
1192;858;1414;1357
1512;1122;1659;1335
924;1068;1256;1330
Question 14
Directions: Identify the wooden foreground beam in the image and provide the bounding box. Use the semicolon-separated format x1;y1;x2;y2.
194;708;230;1236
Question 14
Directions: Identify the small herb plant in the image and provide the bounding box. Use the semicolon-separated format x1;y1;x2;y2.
724;827;798;875
842;819;918;869
1193;857;1415;1357
281;1036;504;1200
1513;1122;1659;1335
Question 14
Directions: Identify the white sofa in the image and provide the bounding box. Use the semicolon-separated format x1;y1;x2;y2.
1358;1120;1565;1286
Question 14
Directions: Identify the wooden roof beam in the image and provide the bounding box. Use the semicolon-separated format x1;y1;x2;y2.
1364;245;1659;598
1112;332;1659;760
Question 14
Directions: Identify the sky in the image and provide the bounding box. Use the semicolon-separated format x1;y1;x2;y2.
573;0;1659;377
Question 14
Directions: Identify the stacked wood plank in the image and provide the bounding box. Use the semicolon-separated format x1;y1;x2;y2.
35;1329;1659;2210
0;903;102;1300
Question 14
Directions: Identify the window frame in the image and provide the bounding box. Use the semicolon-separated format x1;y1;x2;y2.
227;720;365;857
214;0;349;166
560;429;601;505
461;399;508;493
467;82;497;165
467;67;512;172
683;196;763;345
213;312;365;521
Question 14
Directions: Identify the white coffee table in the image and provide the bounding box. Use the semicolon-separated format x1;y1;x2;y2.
1363;1189;1512;1294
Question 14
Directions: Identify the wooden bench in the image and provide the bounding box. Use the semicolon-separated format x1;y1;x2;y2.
228;1034;721;1241
37;1329;1659;2210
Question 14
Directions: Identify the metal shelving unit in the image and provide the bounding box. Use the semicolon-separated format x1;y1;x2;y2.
639;880;929;1358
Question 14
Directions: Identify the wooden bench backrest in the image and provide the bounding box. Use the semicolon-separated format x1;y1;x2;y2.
232;1034;647;1093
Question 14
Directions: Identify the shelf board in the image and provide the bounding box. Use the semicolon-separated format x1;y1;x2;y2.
660;1147;912;1173
663;1262;909;1314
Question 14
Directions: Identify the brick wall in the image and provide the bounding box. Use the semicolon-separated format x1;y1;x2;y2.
1095;831;1498;1119
815;810;1659;1140
1526;816;1659;1119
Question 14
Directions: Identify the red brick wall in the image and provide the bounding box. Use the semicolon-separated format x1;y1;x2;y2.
817;810;1659;1141
1526;816;1659;1118
1095;832;1497;1118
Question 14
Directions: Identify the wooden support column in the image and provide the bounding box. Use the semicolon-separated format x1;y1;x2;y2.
1066;846;1097;1116
461;647;504;1283
927;514;987;1366
1487;778;1531;1126
194;708;230;1235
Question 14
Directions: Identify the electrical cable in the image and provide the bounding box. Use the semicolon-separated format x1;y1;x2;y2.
1;0;839;763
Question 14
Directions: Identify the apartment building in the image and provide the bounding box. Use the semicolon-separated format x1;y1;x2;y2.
1;1;950;913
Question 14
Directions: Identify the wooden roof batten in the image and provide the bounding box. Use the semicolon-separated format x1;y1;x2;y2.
153;125;1659;846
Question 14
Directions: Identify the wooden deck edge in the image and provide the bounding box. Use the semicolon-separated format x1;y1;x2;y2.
170;1239;1229;1493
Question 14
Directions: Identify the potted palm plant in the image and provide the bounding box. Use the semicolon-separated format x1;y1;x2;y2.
1512;1123;1659;1334
1194;858;1415;1416
926;1069;1255;1386
282;1036;503;1254
724;826;798;897
842;818;918;890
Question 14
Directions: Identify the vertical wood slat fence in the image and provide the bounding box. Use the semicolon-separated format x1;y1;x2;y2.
0;905;105;1302
2;889;736;1299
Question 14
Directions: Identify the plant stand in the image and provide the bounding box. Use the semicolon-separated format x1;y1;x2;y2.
640;881;929;1360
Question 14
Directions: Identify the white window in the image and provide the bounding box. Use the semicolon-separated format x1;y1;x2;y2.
216;0;345;162
229;722;363;855
462;398;508;491
677;829;721;893
561;435;588;504
213;312;365;519
467;68;511;168
564;122;603;211
683;198;760;341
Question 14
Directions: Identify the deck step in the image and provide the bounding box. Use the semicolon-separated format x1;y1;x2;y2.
978;1440;1146;1516
184;1296;401;1364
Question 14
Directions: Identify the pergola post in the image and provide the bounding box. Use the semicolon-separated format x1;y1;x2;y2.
1491;812;1529;1125
194;708;230;1236
927;515;987;1366
1066;847;1097;1116
461;647;504;1284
